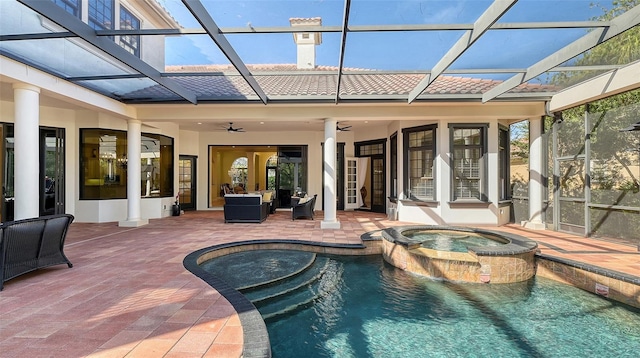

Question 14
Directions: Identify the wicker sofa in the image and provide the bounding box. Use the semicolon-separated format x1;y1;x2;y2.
223;194;270;223
0;214;74;290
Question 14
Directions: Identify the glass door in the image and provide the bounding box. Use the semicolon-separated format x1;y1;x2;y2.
178;155;196;210
354;139;386;214
1;125;12;222
2;125;64;221
344;157;359;210
277;146;307;208
40;128;65;217
371;156;385;213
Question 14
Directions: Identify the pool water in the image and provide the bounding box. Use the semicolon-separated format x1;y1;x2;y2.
404;230;505;252
265;255;640;358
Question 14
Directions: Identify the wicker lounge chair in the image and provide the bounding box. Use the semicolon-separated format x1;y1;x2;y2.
292;194;317;220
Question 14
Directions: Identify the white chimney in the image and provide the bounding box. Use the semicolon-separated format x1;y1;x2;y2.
289;17;322;69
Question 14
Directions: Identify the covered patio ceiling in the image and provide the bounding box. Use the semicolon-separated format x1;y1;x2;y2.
1;0;639;106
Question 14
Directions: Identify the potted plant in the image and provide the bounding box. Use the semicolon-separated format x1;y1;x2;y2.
172;194;180;216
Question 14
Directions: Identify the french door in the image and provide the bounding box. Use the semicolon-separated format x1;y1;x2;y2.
178;155;197;210
370;156;385;213
40;128;65;217
344;157;359;210
1;125;65;222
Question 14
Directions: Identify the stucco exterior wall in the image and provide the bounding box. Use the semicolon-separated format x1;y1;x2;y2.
3;54;637;225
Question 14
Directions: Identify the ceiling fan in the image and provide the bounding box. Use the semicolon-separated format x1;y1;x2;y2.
224;122;245;132
336;122;352;132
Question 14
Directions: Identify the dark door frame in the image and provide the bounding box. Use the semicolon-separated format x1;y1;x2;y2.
1;124;11;222
179;155;197;211
39;127;66;217
369;155;386;213
355;138;387;214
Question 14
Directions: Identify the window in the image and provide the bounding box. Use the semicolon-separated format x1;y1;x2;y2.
356;142;384;156
229;157;248;188
266;155;277;191
403;125;437;201
499;126;510;201
119;7;140;57
450;124;488;201
88;0;114;32
141;134;173;198
80;129;174;199
51;0;80;17
80;129;127;200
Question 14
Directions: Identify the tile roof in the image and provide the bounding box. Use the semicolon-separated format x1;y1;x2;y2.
122;64;557;101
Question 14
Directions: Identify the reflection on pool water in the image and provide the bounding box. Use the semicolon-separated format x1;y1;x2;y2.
260;254;640;358
404;230;506;252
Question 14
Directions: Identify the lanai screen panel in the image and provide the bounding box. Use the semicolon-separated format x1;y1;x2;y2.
1;0;638;104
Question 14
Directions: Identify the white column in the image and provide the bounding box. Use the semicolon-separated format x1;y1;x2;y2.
119;119;148;227
13;84;40;220
321;118;340;229
524;117;545;230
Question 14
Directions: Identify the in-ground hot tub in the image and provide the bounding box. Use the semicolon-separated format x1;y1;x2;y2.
381;226;538;284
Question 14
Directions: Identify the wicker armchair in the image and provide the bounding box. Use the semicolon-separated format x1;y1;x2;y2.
292;194;317;220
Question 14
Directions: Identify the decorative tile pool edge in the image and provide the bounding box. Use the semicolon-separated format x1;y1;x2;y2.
381;225;538;255
380;225;538;283
536;254;640;309
183;239;381;358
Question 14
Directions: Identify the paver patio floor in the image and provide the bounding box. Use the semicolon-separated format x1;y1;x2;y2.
0;210;637;357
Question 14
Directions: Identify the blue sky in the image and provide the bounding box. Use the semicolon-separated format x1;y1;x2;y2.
159;0;613;72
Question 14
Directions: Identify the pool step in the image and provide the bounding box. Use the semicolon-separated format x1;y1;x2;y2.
200;250;317;290
201;250;343;321
256;259;341;321
243;256;331;304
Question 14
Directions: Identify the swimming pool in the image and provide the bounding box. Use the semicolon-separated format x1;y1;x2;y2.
202;251;640;357
268;254;640;357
